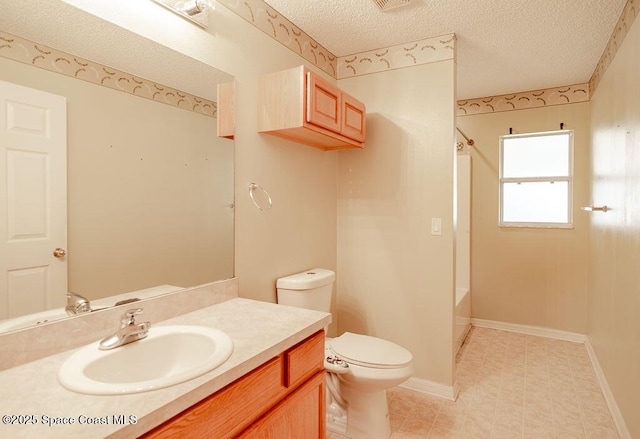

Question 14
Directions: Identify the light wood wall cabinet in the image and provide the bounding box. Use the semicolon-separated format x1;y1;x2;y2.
217;81;235;139
142;330;326;439
258;66;365;151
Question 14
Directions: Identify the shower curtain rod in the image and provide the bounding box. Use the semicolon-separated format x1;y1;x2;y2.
456;126;475;146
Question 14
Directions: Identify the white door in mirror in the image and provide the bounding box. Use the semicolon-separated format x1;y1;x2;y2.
58;325;233;395
0;80;68;319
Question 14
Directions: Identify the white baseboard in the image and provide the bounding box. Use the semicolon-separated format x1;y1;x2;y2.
585;338;632;439
471;318;586;343
399;377;459;401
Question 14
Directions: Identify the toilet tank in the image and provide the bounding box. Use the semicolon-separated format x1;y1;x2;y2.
276;268;335;313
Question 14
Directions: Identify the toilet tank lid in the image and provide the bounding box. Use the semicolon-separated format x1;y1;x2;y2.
276;268;335;290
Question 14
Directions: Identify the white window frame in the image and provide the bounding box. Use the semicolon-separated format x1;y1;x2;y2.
499;130;574;229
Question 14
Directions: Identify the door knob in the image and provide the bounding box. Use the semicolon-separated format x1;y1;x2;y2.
53;248;67;259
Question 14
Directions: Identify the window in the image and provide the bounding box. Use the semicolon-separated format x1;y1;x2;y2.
499;130;573;228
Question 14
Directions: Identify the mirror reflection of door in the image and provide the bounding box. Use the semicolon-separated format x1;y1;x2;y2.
0;80;67;320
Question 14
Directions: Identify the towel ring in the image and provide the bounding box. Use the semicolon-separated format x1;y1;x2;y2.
248;182;272;211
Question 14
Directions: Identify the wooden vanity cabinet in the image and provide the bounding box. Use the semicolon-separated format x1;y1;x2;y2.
142;330;325;439
258;66;365;150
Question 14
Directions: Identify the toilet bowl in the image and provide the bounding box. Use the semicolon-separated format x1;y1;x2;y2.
324;332;413;438
277;269;414;439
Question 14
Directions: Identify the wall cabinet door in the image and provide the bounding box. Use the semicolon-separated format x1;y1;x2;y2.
306;72;341;133
341;92;366;143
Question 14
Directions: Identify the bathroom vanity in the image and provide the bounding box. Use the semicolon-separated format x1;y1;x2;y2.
0;295;331;439
144;330;325;438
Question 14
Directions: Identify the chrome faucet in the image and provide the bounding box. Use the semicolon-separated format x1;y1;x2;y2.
99;308;150;350
66;292;92;316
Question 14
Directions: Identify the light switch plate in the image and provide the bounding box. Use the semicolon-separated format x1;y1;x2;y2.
431;218;442;235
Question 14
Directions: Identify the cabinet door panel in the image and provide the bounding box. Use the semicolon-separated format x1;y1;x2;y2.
239;371;325;439
306;72;341;132
342;92;366;142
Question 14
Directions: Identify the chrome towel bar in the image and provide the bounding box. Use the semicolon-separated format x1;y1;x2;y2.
581;205;608;212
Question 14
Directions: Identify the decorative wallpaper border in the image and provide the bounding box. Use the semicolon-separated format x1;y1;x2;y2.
216;0;637;112
217;0;454;79
217;0;336;77
0;31;217;118
337;34;456;79
589;0;638;94
457;83;590;116
221;0;632;112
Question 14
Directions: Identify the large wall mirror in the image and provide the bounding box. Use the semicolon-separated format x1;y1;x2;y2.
0;1;234;333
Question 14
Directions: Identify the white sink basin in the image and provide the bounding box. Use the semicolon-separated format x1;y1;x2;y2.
58;325;233;395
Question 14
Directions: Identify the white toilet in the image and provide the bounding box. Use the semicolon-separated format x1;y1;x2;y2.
277;269;413;439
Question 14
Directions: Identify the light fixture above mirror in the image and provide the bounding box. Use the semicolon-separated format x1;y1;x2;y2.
151;0;214;28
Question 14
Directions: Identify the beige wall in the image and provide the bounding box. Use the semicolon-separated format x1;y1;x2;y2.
456;103;590;334
216;8;339;307
55;1;340;312
588;11;640;438
0;57;234;301
337;61;457;385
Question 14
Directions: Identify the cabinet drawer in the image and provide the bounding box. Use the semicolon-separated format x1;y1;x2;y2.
285;330;325;389
143;356;286;439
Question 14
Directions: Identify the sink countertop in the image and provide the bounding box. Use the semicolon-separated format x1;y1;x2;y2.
0;298;331;439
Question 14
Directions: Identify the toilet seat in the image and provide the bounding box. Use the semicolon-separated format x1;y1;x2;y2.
329;332;413;369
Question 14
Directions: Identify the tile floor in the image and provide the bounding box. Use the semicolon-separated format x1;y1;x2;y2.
327;326;620;439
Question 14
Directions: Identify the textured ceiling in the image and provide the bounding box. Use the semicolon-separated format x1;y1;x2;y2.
262;0;627;99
